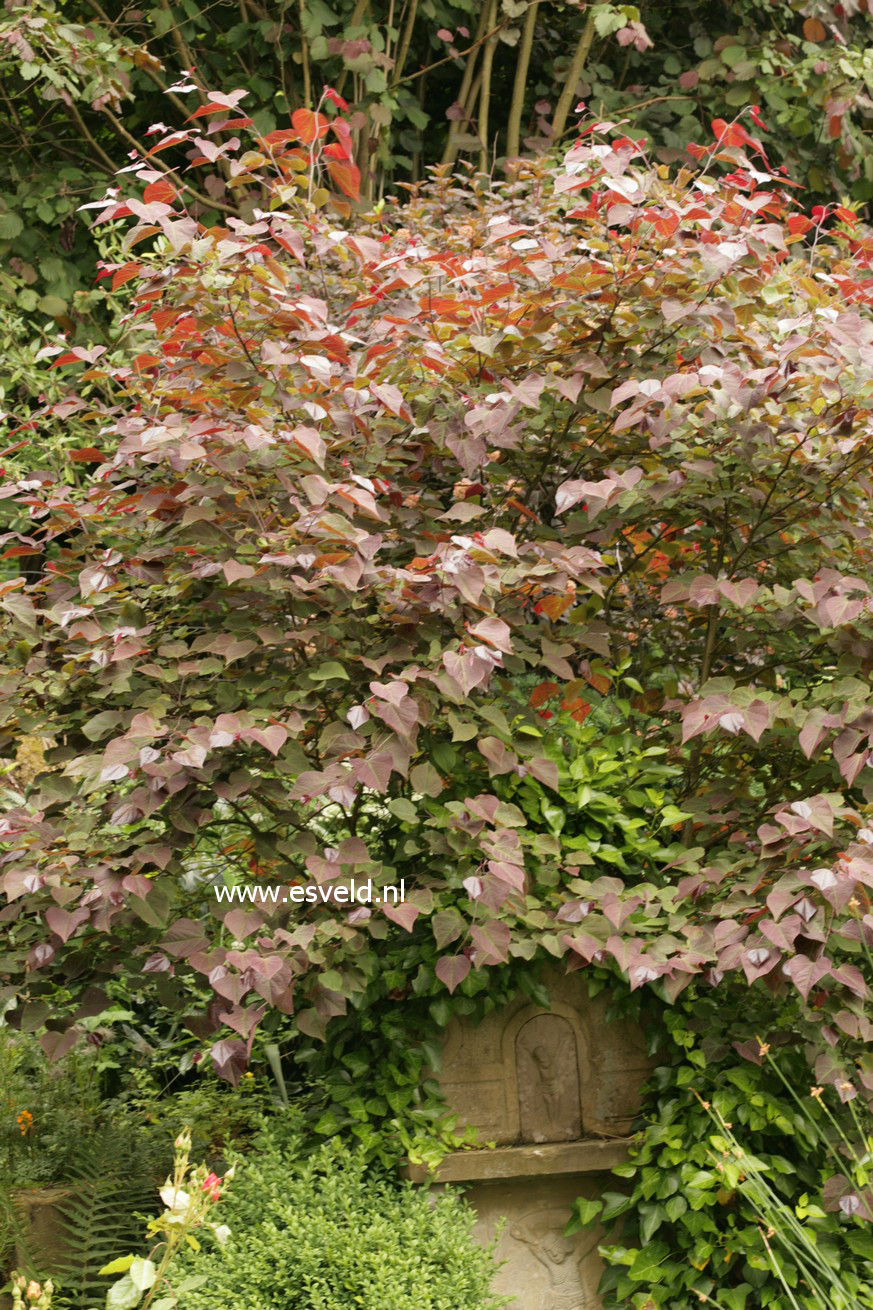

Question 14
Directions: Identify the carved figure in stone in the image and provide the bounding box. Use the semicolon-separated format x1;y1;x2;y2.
510;1209;598;1310
516;1014;582;1143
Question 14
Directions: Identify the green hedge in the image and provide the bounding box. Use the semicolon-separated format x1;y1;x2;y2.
179;1119;505;1310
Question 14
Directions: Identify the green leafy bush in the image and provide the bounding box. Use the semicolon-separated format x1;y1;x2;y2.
176;1119;505;1310
571;989;873;1308
0;1032;113;1188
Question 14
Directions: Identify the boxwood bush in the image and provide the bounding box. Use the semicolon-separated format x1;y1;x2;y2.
179;1119;505;1310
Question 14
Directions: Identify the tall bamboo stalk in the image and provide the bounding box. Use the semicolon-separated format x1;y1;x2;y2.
550;14;596;142
336;0;371;98
298;0;312;106
391;0;419;86
505;0;540;160
441;1;490;166
477;0;499;175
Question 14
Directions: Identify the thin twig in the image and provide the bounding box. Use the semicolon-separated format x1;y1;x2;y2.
101;108;241;216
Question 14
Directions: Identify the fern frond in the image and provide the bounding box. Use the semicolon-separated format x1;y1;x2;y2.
4;1121;166;1310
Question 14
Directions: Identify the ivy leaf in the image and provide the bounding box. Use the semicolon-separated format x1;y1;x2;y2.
628;1241;672;1282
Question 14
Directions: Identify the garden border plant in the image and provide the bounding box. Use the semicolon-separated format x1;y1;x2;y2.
1;79;873;1304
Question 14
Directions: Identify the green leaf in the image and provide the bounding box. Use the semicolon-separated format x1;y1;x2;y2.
720;45;747;67
172;1276;208;1293
409;761;444;796
106;1274;143;1310
388;797;417;822
38;293;67;317
0;211;24;240
628;1241;672;1282
82;710;124;741
719;1288;751;1310
640;1203;664;1243
129;1258;157;1293
591;3;626;36
573;1197;603;1226
309;661;348;680
99;1256;135;1277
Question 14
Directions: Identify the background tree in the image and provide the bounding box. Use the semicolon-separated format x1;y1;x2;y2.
3;60;873;1310
0;0;872;374
0;94;869;1102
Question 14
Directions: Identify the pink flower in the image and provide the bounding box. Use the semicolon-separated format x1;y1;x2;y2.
202;1171;221;1201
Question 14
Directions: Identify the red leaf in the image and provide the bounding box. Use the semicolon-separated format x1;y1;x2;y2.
325;155;361;201
711;119;748;148
470;920;511;965
381;900;420;932
146;132;190;156
143;179;177;204
330;118;354;160
133;353;162;373
563;696;591;724
41;1028;81;1062
581;668;610;695
188;102;239;120
529;680;559;708
263;129;300;147
112;262;144;292
788;214;814;237
151;309;180;333
69;447;106;462
291;108;330;145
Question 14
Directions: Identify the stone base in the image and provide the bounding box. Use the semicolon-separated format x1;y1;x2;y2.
405;1142;628;1310
468;1173;606;1310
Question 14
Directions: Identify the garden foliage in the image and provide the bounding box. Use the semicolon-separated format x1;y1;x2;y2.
1;81;873;1297
174;1116;505;1310
571;991;873;1307
0;0;872;353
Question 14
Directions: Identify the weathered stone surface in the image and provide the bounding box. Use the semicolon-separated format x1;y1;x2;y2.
468;1174;606;1310
421;1139;630;1184
517;1014;582;1143
439;971;651;1145
421;971;653;1310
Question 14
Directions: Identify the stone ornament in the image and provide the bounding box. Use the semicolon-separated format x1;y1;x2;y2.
516;1014;582;1144
419;971;655;1310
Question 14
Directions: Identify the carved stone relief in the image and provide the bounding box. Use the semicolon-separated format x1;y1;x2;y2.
466;1176;604;1310
516;1014;582;1144
424;970;655;1310
438;972;651;1145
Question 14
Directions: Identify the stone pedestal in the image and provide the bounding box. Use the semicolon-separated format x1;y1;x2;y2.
420;972;653;1309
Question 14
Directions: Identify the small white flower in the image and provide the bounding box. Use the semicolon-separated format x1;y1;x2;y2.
160;1184;191;1215
213;1224;231;1245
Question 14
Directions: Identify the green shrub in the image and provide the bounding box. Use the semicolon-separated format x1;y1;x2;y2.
570;989;873;1309
178;1119;505;1310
